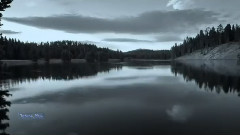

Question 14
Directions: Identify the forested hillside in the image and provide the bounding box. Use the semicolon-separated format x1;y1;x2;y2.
0;37;124;62
171;24;240;58
0;37;172;63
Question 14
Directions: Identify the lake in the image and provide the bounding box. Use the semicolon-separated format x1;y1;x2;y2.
1;60;240;135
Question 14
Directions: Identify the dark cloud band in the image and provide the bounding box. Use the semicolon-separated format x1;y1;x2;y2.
0;30;21;34
103;38;154;43
4;9;219;34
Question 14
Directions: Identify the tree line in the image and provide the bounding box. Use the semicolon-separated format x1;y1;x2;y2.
0;36;172;62
0;37;124;62
171;24;240;58
1;24;240;62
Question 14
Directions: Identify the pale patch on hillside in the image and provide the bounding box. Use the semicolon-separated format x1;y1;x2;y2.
177;42;240;60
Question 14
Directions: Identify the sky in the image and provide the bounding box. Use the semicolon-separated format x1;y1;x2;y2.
1;0;240;51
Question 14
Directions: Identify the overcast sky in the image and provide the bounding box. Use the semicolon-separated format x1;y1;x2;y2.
1;0;240;51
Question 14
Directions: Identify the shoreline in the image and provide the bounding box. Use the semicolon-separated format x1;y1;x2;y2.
0;59;122;67
1;59;172;67
2;59;239;67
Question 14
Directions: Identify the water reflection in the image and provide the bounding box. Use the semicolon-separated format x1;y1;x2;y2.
172;60;240;95
0;63;122;89
1;63;123;80
0;61;240;135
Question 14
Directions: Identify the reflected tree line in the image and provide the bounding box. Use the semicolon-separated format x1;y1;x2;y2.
171;62;240;95
0;63;122;88
0;62;122;135
124;61;171;67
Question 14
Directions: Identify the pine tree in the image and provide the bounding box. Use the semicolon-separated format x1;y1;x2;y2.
217;24;224;44
224;24;232;43
0;0;13;65
235;25;240;41
231;25;236;41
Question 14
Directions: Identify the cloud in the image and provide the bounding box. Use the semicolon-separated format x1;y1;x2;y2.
25;1;37;7
156;35;182;42
103;38;154;43
4;9;220;35
103;35;182;43
166;105;192;122
0;30;21;34
167;0;193;10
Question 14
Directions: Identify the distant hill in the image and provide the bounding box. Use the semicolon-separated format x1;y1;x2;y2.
125;49;171;60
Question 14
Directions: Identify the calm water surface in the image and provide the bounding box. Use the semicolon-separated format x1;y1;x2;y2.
1;61;240;135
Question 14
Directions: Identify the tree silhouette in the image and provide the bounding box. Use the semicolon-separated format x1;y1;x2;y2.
0;89;11;135
0;0;13;66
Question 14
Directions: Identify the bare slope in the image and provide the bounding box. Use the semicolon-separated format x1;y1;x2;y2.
177;42;240;60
